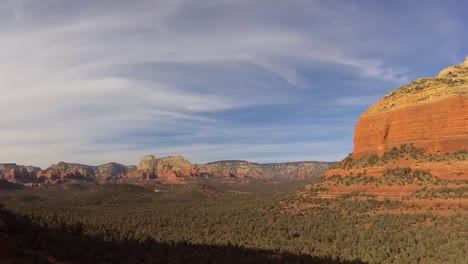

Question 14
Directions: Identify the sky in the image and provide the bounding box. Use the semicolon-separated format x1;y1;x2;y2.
1;0;467;168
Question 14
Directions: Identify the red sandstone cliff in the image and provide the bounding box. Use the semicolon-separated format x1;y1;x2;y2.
353;57;468;159
314;57;468;204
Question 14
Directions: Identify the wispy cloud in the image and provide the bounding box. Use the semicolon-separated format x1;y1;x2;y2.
0;0;465;167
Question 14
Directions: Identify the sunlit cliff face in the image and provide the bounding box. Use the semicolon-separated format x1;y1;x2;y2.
353;57;468;159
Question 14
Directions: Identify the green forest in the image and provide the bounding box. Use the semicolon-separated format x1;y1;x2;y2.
1;180;467;264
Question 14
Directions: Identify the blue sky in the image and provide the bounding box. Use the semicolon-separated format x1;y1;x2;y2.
0;0;467;167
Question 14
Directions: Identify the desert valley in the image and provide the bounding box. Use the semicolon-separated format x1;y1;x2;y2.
1;57;467;263
2;1;468;263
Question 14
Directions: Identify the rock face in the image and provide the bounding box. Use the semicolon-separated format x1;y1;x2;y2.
0;164;38;183
136;155;193;178
96;163;131;181
202;160;265;179
133;155;193;180
204;160;332;180
37;162;131;182
37;162;96;181
137;155;158;174
353;57;468;159
315;58;468;203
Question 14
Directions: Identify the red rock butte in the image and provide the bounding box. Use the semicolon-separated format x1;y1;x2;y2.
353;57;468;159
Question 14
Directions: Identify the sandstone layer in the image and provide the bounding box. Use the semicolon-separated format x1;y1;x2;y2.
353;57;468;159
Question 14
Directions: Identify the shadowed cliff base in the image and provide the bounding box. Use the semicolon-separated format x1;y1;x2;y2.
0;208;365;264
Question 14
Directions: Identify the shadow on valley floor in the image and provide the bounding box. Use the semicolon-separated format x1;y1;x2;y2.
0;179;25;191
0;208;366;264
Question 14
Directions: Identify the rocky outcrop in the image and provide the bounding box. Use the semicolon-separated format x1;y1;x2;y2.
202;160;267;179
327;57;468;179
1;157;334;185
311;57;468;204
96;163;131;181
37;162;96;181
132;155;234;181
353;56;468;159
204;160;333;180
131;155;193;180
37;162;132;182
267;162;331;180
131;156;334;182
137;155;158;175
0;163;38;183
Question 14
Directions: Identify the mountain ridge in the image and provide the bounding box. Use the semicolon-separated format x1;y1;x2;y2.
0;156;335;185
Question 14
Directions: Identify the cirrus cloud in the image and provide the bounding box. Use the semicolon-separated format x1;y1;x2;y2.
0;0;466;167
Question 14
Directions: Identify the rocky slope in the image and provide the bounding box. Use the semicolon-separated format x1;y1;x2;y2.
353;56;468;159
0;157;334;185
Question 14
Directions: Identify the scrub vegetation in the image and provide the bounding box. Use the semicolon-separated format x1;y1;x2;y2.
1;180;467;264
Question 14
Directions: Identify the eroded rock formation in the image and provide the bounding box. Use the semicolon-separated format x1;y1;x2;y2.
353;57;468;159
0;164;38;182
1;157;334;185
37;162;96;181
313;57;468;203
36;162;133;182
96;163;133;181
129;156;333;182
